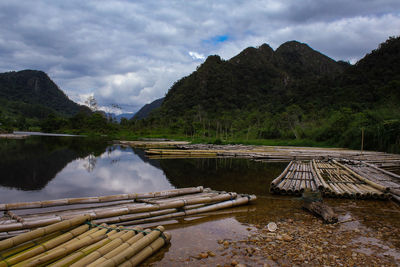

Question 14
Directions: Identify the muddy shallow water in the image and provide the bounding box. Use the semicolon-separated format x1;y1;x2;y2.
0;137;399;266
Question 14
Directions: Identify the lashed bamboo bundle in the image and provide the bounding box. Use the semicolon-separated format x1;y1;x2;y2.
270;159;390;199
0;187;204;211
314;160;389;199
270;161;318;195
340;160;400;200
0;218;170;267
0;188;256;240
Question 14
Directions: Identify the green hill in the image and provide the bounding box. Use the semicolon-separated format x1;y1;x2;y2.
137;37;400;152
0;70;91;131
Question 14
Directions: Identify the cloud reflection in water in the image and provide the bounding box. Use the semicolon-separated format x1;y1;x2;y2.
0;146;173;203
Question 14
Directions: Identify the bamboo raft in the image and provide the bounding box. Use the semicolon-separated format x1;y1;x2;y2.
141;144;400;167
270;160;394;199
118;141;190;149
0;187;256;240
0;215;170;267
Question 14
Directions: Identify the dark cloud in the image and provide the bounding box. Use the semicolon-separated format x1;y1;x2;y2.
0;0;399;113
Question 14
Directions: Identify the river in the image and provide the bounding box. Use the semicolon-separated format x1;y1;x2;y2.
0;137;399;266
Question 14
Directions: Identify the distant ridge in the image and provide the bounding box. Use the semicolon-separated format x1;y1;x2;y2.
0;70;89;118
131;97;164;120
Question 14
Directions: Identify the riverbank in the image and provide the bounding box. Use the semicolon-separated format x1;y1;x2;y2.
145;197;400;267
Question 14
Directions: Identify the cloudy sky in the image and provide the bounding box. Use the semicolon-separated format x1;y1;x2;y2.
0;0;399;113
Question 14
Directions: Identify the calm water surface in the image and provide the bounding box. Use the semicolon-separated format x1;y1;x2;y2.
1;137;399;266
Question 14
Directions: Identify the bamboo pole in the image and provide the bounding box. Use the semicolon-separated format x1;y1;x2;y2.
70;227;142;267
19;234;107;267
312;160;330;191
119;195;256;226
49;229;121;267
271;161;293;187
0;187;204;211
85;230;147;267
14;225;107;266
120;232;171;267
0;224;89;267
0;231;62;260
333;160;389;192
0;215;91;251
94;226;165;267
362;161;400;180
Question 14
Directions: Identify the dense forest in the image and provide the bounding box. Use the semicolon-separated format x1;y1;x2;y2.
130;37;400;153
0;37;399;153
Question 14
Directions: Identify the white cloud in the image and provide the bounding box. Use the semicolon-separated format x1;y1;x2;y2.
188;51;205;60
0;0;399;113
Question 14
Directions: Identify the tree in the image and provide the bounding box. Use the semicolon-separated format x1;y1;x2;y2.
85;95;98;111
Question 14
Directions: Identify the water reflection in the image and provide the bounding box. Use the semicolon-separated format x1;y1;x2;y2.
0;137;107;191
0;138;285;204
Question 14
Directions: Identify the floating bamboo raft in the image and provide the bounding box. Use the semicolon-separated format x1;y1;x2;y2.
152;143;400;167
270;160;394;199
0;187;256;240
118;140;190;149
0;215;170;267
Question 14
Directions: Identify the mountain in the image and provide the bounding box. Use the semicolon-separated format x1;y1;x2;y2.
156;40;347;118
138;37;400;152
131;97;164;120
0;70;89;119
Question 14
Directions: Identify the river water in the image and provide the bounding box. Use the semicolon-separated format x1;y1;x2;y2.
0;137;399;266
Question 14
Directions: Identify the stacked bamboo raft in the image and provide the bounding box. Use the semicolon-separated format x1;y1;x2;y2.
270;160;392;199
0;215;170;267
342;160;400;202
118;140;190;149
0;187;256;240
163;144;400;167
270;161;318;195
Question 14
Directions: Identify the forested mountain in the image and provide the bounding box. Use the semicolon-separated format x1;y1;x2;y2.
131;97;164;120
0;70;89;119
136;37;400;152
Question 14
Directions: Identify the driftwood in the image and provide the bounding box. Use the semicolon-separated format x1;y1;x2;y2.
302;201;338;224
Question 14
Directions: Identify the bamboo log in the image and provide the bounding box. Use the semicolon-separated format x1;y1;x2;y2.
362;161;400;180
93;226;165;267
0;191;232;233
15;225;107;266
0;215;91;251
0;231;62;260
271;161;293;187
0;187;204;211
49;229;121;267
0;224;89;267
70;227;142;267
119;195;256;226
312;160;330;191
333;160;389;192
19;234;107;267
85;230;147;267
120;232;171;267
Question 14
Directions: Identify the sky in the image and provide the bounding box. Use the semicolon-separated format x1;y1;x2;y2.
0;0;399;114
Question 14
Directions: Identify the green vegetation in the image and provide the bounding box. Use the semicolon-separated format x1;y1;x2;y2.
0;38;399;153
127;37;400;153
